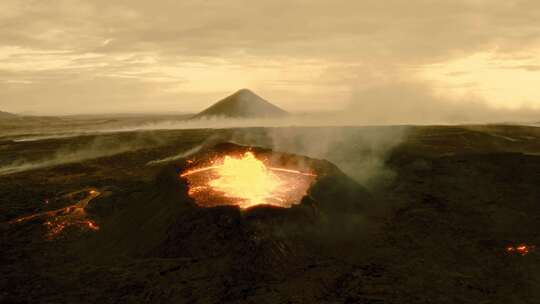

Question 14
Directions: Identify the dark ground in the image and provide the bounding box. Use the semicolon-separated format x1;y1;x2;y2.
1;125;540;303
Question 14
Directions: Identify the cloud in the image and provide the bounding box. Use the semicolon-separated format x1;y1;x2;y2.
503;65;540;72
1;0;540;115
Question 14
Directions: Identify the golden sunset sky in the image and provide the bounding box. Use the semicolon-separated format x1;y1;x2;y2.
1;0;540;115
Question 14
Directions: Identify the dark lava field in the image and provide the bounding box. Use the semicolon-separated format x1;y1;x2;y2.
1;125;540;303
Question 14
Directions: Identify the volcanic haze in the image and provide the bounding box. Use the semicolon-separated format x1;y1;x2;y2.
0;111;17;119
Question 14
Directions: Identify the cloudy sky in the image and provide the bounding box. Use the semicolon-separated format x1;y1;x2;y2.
1;0;540;115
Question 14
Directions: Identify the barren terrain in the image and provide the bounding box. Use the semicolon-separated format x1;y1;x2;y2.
1;122;539;303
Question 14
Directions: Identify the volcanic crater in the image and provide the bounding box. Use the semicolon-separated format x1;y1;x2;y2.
174;143;369;213
83;142;371;265
179;143;318;210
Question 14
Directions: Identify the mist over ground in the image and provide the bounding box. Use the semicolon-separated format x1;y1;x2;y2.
0;124;406;192
2;78;540;182
2;80;539;181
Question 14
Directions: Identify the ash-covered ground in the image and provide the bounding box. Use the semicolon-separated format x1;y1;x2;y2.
1;124;540;303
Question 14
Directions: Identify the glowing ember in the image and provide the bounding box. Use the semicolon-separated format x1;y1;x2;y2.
181;152;316;209
506;244;535;256
8;189;101;239
44;219;99;239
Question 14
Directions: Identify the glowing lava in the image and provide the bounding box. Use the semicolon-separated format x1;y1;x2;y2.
181;152;316;209
506;244;535;256
8;189;101;240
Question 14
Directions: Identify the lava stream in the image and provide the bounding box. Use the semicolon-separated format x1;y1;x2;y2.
506;244;535;256
8;189;101;239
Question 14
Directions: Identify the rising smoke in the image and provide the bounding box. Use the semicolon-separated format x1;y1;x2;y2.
225;127;406;188
0;133;165;175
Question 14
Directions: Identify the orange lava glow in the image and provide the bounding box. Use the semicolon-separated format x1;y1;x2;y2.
506;244;535;256
181;152;316;209
8;189;101;240
44;219;99;239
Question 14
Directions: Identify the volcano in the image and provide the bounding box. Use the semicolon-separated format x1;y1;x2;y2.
84;143;370;263
5;142;372;302
192;89;288;119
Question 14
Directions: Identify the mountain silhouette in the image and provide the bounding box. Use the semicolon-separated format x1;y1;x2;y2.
193;89;288;119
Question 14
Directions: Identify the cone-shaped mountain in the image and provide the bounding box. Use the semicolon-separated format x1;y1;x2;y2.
193;89;288;119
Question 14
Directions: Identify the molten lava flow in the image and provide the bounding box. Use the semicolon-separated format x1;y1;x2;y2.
8;188;101;240
210;152;282;207
506;244;535;256
181;152;316;209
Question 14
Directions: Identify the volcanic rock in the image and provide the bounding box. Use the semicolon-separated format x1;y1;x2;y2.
192;89;288;119
5;125;540;303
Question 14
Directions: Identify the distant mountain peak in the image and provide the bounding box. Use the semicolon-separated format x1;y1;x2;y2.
236;88;254;94
192;89;288;119
227;88;259;100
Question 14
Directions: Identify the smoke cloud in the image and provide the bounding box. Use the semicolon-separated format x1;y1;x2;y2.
224;127;406;188
146;145;203;166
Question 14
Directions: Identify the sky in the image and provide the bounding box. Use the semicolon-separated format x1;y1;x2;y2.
1;0;540;116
